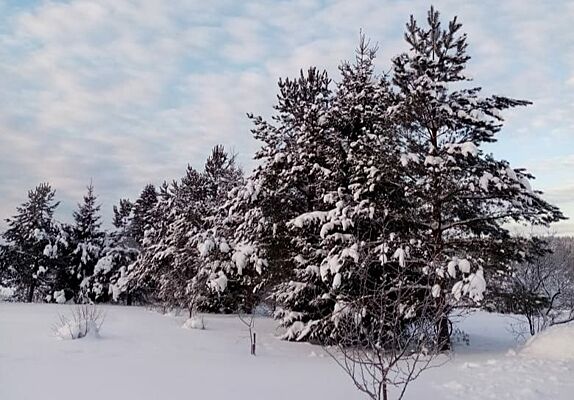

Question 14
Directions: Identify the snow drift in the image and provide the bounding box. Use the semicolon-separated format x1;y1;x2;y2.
521;322;574;360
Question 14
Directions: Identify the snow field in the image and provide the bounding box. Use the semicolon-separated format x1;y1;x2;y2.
0;304;573;400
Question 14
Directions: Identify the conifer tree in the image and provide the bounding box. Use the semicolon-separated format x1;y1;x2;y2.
125;183;169;304
215;10;565;347
116;183;160;304
192;146;245;313
132;146;244;313
131;184;158;246
113;199;133;229
90;199;138;303
386;7;565;348
0;246;10;290
205;68;334;320
140;174;203;308
69;183;105;302
1;183;67;302
275;38;407;342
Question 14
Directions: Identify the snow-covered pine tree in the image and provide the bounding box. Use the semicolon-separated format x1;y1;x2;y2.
0;247;10;290
274;37;412;343
49;222;75;301
113;198;133;229
127;181;176;305
191;145;247;313
156;168;207;310
129;146;243;313
1;183;68;302
223;9;565;348
130;184;158;247
67;183;105;302
89;198;138;303
102;184;160;305
204;68;337;321
179;70;335;319
388;7;565;348
203;145;242;205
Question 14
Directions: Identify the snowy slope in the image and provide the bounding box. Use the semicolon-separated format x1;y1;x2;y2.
0;304;572;400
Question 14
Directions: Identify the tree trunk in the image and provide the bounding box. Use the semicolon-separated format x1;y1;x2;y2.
437;313;451;351
27;280;36;303
381;381;388;400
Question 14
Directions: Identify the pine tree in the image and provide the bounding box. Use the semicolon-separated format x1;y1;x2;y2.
273;38;408;342
0;246;10;290
132;146;244;313
204;145;242;204
121;182;166;304
117;183;161;304
131;184;158;246
1;183;67;302
220;10;565;347
204;68;337;325
69;183;105;302
387;7;565;348
139;174;204;309
113;199;133;230
192;146;245;313
88;199;138;303
165;169;206;311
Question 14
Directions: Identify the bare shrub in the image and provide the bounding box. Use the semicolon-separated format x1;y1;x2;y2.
238;311;257;355
53;305;105;340
451;327;470;347
512;236;574;336
323;262;448;400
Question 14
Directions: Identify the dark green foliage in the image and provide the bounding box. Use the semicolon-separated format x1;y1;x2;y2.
1;183;66;302
66;184;105;302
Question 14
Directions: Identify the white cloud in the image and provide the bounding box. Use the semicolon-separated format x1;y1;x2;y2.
526;155;574;173
0;0;572;235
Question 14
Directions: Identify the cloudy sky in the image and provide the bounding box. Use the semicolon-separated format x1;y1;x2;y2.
0;0;572;234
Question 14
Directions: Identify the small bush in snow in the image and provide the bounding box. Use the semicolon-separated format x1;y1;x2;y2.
182;315;205;330
452;328;471;346
0;285;15;301
53;305;105;340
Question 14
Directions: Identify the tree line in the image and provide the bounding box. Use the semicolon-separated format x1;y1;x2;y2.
0;7;567;360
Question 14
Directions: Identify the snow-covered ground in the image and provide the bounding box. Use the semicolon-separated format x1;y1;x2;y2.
1;303;572;400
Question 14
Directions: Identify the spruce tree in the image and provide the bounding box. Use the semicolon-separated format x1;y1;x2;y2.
69;183;105;302
192;146;245;313
1;183;67;302
126;183;170;304
131;184;158;246
132;146;244;313
275;38;408;342
89;199;138;303
207;68;335;319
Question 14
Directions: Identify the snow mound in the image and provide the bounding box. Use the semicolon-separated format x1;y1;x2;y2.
520;323;574;361
182;316;205;330
0;285;15;300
